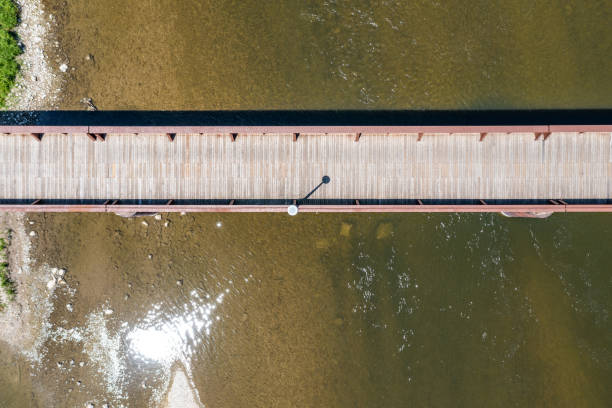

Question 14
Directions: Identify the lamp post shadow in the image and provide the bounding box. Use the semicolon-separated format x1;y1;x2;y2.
288;176;330;216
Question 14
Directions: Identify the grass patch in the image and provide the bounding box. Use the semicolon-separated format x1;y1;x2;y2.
0;0;20;107
0;234;16;303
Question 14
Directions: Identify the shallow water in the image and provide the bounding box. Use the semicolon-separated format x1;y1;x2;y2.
0;213;609;407
44;0;612;110
1;0;612;407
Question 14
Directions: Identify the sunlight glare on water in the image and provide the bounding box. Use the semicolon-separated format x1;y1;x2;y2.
127;289;228;367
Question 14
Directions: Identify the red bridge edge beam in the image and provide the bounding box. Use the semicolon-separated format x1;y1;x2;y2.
0;204;611;213
0;125;611;134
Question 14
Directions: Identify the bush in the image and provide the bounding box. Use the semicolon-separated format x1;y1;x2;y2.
0;0;19;107
0;0;17;30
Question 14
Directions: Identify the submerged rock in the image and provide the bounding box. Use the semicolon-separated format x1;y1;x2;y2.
315;239;330;249
339;222;352;237
375;222;393;239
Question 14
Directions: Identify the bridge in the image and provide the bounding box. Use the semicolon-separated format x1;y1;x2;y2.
0;110;611;214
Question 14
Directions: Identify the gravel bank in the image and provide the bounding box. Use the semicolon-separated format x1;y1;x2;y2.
5;0;63;110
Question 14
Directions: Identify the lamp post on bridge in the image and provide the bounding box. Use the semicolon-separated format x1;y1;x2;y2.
288;176;331;216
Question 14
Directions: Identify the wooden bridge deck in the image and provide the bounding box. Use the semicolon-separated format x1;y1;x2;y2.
0;132;611;201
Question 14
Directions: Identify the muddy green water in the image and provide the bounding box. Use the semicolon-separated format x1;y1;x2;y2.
1;0;612;407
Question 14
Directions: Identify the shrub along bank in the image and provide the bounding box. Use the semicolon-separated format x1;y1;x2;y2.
0;0;20;107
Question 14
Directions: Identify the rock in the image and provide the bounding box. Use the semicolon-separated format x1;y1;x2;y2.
29;231;36;237
76;380;82;386
79;361;85;367
176;280;183;286
80;97;97;111
56;361;63;368
375;222;393;240
141;221;148;227
147;254;153;260
57;277;67;286
46;279;56;291
85;54;93;61
66;303;73;312
57;268;66;277
104;308;113;315
216;221;223;228
154;214;162;221
70;359;75;366
102;404;109;408
124;294;130;300
340;222;352;237
86;403;94;408
180;212;186;216
163;221;170;227
59;63;68;72
51;267;58;275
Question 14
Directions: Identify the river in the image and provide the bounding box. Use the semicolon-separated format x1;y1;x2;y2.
0;1;611;407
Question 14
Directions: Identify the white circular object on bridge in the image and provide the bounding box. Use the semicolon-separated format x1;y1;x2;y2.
288;205;299;216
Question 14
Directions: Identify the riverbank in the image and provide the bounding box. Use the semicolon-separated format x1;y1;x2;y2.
4;0;62;110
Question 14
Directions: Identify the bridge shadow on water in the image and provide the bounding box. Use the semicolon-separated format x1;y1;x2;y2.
0;109;611;126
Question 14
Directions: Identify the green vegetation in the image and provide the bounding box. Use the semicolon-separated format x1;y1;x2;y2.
0;0;20;107
0;235;16;303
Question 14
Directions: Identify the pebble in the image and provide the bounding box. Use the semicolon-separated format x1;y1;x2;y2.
163;221;169;227
86;403;94;408
148;254;153;260
29;231;36;237
180;212;186;216
79;361;85;367
104;308;114;315
58;277;67;286
57;268;66;277
176;279;183;286
66;303;73;312
59;63;68;72
141;221;148;227
154;214;162;221
76;380;82;386
124;294;130;300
